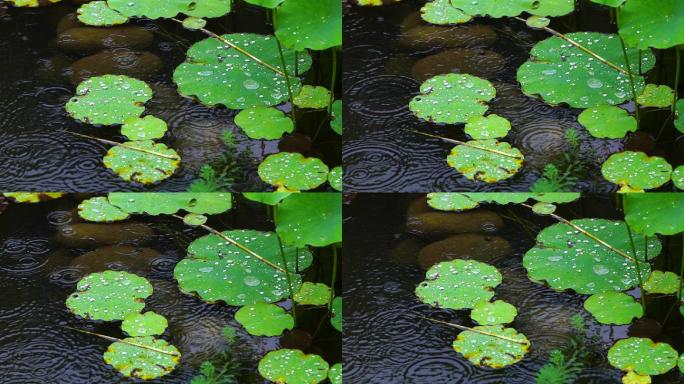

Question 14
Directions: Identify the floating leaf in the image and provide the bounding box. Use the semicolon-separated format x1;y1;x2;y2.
328;363;342;384
601;151;672;191
625;194;684;236
590;0;626;6
619;0;684;49
6;0;61;7
426;192;580;211
673;166;684;190
235;302;294;336
182;16;207;30
104;336;180;380
470;300;517;325
244;0;285;8
121;116;168;141
103;141;180;184
235;106;294;140
108;0;231;19
331;296;342;332
294;282;331;306
434;0;574;21
420;0;471;25
77;1;128;26
258;152;329;191
274;0;342;51
426;193;480;211
675;99;684;133
578;105;637;139
637;84;675;108
464;114;511;139
410;74;496;124
122;312;168;337
293;85;331;109
643;271;680;295
328;166;342;192
446;140;524;183
78;196;130;222
622;372;652;384
526;15;550;28
584;292;643;325
66;75;152;126
276;193;342;248
66;271;153;321
532;202;556;215
242;192;292;206
3;192;64;203
108;192;232;215
258;349;329;384
183;213;207;226
517;32;655;108
330;100;342;135
452;325;530;369
523;219;660;294
608;337;678;375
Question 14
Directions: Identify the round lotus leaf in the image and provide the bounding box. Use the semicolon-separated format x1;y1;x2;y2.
578;105;637;139
410;74;496;124
274;0;342;51
173;33;312;110
636;84;675;108
3;192;63;203
235;106;294;140
601;151;672;191
416;259;502;310
625;194;684;236
584;292;643;325
242;192;292;206
452;325;530;369
258;152;329;191
103;140;180;184
471;300;517;325
258;349;329;384
608;337;678;375
293;86;331;109
174;230;312;306
420;0;471;25
330;100;342;135
244;0;285;8
523;219;661;294
675;100;684;134
275;193;342;248
77;1;128;26
182;16;207;30
331;296;342;332
66;271;153;321
590;0;625;6
328;166;342;192
643;270;680;294
526;15;550;29
121;116;168;141
328;363;342;384
619;0;684;50
294;282;331;306
532;202;556;215
235;302;294;336
427;193;580;212
108;0;231;19
427;193;479;211
122;312;168;336
108;192;232;215
517;32;655;109
78;196;130;222
446;140;524;183
6;0;61;7
183;213;207;226
464;114;511;139
673;166;684;190
104;336;180;380
445;0;574;19
66;75;153;126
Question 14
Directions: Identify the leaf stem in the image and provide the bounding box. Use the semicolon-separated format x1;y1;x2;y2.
622;196;647;308
673;46;681;114
328;245;338;311
419;317;528;345
272;10;298;127
66;131;179;160
409;130;523;159
62;326;180;356
618;34;641;127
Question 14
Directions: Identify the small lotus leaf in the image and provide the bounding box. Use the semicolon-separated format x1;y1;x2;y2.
235;106;294;140
410;74;496;124
331;296;342;332
443;0;574;20
183;213;207;226
235;302;294;336
103;141;180;184
122;312;168;336
625;194;684;236
622;372;652;384
258;152;329;191
276;193;342;248
3;192;64;203
637;84;675;108
328;363;342;384
121;116;168;141
108;192;232;215
242;192;292;206
427;193;480;211
258;349;329;384
673;166;684;190
608;337;678;375
420;0;471;25
532;202;556;215
601;151;672;191
590;0;625;6
526;15;550;28
452;325;530;369
78;196;130;222
293;86;331;109
294;282;331;306
330;100;342;135
426;192;580;211
108;0;231;19
244;0;285;8
578;105;637;139
446;140;524;183
675;100;684;133
619;0;684;50
104;336;180;380
6;0;61;7
643;271;680;294
470;300;517;325
584;292;643;325
182;16;207;30
274;0;342;51
464;114;511;139
328;166;342;192
77;1;128;26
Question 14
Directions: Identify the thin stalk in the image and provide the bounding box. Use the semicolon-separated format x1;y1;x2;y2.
419;317;528;345
67;131;179;160
618;34;641;126
273;10;297;127
409;130;523;159
62;326;180;356
678;233;684;303
327;49;338;115
274;206;297;325
622;197;647;308
673;46;681;113
328;246;338;311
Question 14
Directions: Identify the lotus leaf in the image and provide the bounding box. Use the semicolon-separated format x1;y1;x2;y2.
182;16;207;30
637;84;675;108
608;337;678;375
235;302;294;336
622;372;652;384
410;74;496;124
470;300;517;325
643;271;680;294
3;192;64;203
103;141;180;184
578;105;637;139
107;0;231;19
437;0;574;20
624;194;684;236
328;166;342;192
293;86;331;109
77;1;128;26
464;114;511;139
174;230;312;305
426;193;480;211
244;0;285;8
78;196;130;222
416;259;501;310
275;193;342;248
108;192;232;215
584;292;643;325
532;202;556;215
420;0;471;25
258;349;329;384
446;140;524;183
619;0;684;49
328;363;342;384
517;32;655;108
183;213;207;226
675;99;684;133
523;219;660;294
274;0;342;51
258;152;329;191
173;33;312;110
452;325;530;369
526;15;550;29
331;296;342;332
121;116;168;141
6;0;61;7
294;282;331;306
235;106;294;140
591;0;625;6
601;152;672;191
679;353;684;374
426;192;580;211
242;192;292;205
66;271;153;321
673;166;684;190
104;336;180;380
330;100;342;135
121;312;168;336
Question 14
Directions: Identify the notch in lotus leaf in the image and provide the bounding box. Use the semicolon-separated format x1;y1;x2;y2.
584;291;643;325
426;192;580;211
258;349;330;384
242;192;292;206
258;152;330;191
106;0;232;19
452;325;530;369
104;336;181;380
235;302;294;336
601;151;672;191
410;74;496;124
446;139;524;183
78;196;130;222
608;337;678;376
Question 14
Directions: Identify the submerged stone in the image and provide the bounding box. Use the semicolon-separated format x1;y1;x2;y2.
418;233;512;269
69;245;159;274
411;48;505;82
406;210;504;239
389;237;426;265
399;14;496;51
405;195;432;216
57;26;154;54
56;222;154;247
70;49;163;84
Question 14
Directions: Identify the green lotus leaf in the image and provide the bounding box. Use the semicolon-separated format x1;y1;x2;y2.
78;196;130;222
452;325;530;369
584;292;643;325
643;270;680;294
416;259;502;310
108;0;231;19
608;337;678;375
275;193;342;248
578;105;637;139
426;192;580;211
258;152;329;191
258;349;329;384
173;230;312;306
244;0;285;8
331;296;342;332
523;219;661;294
440;0;574;20
517;32;655;108
183;213;207;226
235;302;294;336
104;336;180;380
122;312;168;336
532;202;556;215
66;75;153;126
235;106;294;140
108;192;232;215
182;16;207;30
590;0;625;6
625;194;684;236
121;116;168;141
355;0;401;5
446;140;524;183
410;74;496;124
274;0;342;51
464;114;511;139
675;100;684;133
173;33;312;110
6;0;61;7
470;300;517;325
66;271;153;321
294;282;331;306
679;354;684;375
426;193;480;211
242;192;292;205
330;100;342;135
420;0;471;25
621;371;652;384
601;151;672;191
673;166;684;190
619;0;684;49
3;192;64;203
293;86;331;109
637;84;675;108
328;166;342;192
77;1;128;26
103;141;180;184
526;15;550;28
328;363;342;384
